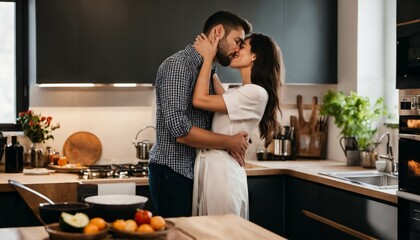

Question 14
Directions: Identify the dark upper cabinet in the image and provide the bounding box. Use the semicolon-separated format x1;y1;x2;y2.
283;0;337;84
36;0;160;84
397;0;420;24
35;0;336;84
36;0;81;83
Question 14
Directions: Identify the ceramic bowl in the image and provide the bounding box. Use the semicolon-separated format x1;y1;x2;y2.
375;160;387;172
84;195;148;222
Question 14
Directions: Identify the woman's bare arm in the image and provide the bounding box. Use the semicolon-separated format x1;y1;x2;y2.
192;34;227;113
212;73;226;95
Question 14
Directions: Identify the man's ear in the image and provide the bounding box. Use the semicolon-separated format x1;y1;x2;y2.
214;24;225;39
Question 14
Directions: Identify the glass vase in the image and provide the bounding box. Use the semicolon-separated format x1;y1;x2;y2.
31;142;45;168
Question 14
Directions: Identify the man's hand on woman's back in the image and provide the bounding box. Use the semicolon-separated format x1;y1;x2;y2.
228;131;249;166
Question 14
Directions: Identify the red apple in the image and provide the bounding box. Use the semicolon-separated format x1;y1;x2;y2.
134;209;152;225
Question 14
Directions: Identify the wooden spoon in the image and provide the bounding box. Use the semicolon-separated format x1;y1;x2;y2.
297;95;311;136
309;96;318;134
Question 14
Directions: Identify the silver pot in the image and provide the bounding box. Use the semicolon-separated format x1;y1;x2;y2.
268;138;293;160
135;140;154;159
133;126;155;160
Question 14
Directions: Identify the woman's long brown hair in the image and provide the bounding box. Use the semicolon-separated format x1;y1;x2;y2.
247;33;284;147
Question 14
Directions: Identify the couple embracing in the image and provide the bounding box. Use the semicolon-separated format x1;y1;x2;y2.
148;10;285;219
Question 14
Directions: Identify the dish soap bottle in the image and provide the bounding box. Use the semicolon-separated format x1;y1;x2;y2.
5;136;24;173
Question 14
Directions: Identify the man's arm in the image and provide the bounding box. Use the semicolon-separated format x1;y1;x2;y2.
177;126;249;166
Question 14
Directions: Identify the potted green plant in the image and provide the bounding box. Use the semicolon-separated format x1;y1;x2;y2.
319;90;387;165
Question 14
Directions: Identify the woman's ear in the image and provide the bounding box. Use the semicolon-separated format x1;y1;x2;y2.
251;53;257;62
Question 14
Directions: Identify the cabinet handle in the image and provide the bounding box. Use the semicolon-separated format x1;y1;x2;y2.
302;210;377;240
397;19;420;27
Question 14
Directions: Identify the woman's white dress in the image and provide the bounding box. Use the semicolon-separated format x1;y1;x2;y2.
192;84;268;219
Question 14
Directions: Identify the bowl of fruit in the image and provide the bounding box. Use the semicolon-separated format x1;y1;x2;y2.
111;209;175;239
45;212;109;240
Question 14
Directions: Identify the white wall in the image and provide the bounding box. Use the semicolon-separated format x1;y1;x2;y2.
325;0;398;162
357;0;398;157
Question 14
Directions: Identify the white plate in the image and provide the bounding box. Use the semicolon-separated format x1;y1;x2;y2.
84;194;148;205
23;168;55;175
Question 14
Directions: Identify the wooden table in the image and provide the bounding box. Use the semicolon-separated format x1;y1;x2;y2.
0;214;286;240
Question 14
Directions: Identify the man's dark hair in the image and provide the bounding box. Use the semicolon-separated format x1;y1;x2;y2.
203;11;252;36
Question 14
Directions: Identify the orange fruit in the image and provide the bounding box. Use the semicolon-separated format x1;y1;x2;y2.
112;219;126;231
57;156;67;166
124;219;137;232
150;216;166;231
137;223;155;233
83;223;99;234
89;217;107;230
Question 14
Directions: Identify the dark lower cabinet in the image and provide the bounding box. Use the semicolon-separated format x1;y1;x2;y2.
285;177;397;240
247;175;284;236
0;192;41;227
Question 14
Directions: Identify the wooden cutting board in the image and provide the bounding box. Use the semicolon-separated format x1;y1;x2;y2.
62;131;102;166
168;214;286;240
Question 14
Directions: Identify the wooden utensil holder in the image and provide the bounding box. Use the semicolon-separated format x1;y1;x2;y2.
292;95;328;159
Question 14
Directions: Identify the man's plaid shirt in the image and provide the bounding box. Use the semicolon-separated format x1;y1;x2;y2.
149;44;215;179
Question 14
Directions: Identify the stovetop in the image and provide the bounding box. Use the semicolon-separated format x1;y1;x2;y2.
78;162;148;180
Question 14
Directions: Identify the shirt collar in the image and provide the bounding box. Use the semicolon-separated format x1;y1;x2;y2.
185;44;218;74
185;44;203;67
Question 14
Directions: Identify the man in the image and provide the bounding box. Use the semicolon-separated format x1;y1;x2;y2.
149;11;252;217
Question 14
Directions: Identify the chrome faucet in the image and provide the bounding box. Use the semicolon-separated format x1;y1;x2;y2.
379;146;398;176
376;132;390;155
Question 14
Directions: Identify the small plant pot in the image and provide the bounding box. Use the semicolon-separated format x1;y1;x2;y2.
346;150;361;166
360;151;376;168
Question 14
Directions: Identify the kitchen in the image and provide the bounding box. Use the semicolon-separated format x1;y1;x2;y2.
0;0;417;239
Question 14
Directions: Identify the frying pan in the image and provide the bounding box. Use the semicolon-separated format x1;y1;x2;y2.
8;180;92;224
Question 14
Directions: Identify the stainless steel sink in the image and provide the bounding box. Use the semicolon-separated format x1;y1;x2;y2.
319;171;398;189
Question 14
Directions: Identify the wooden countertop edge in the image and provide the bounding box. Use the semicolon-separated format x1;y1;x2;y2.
245;168;285;176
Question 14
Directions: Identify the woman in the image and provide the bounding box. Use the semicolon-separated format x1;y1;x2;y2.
191;32;284;218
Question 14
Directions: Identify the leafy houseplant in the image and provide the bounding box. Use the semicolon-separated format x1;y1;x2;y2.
16;110;60;143
319;90;387;151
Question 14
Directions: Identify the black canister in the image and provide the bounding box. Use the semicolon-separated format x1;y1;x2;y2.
5;136;24;173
